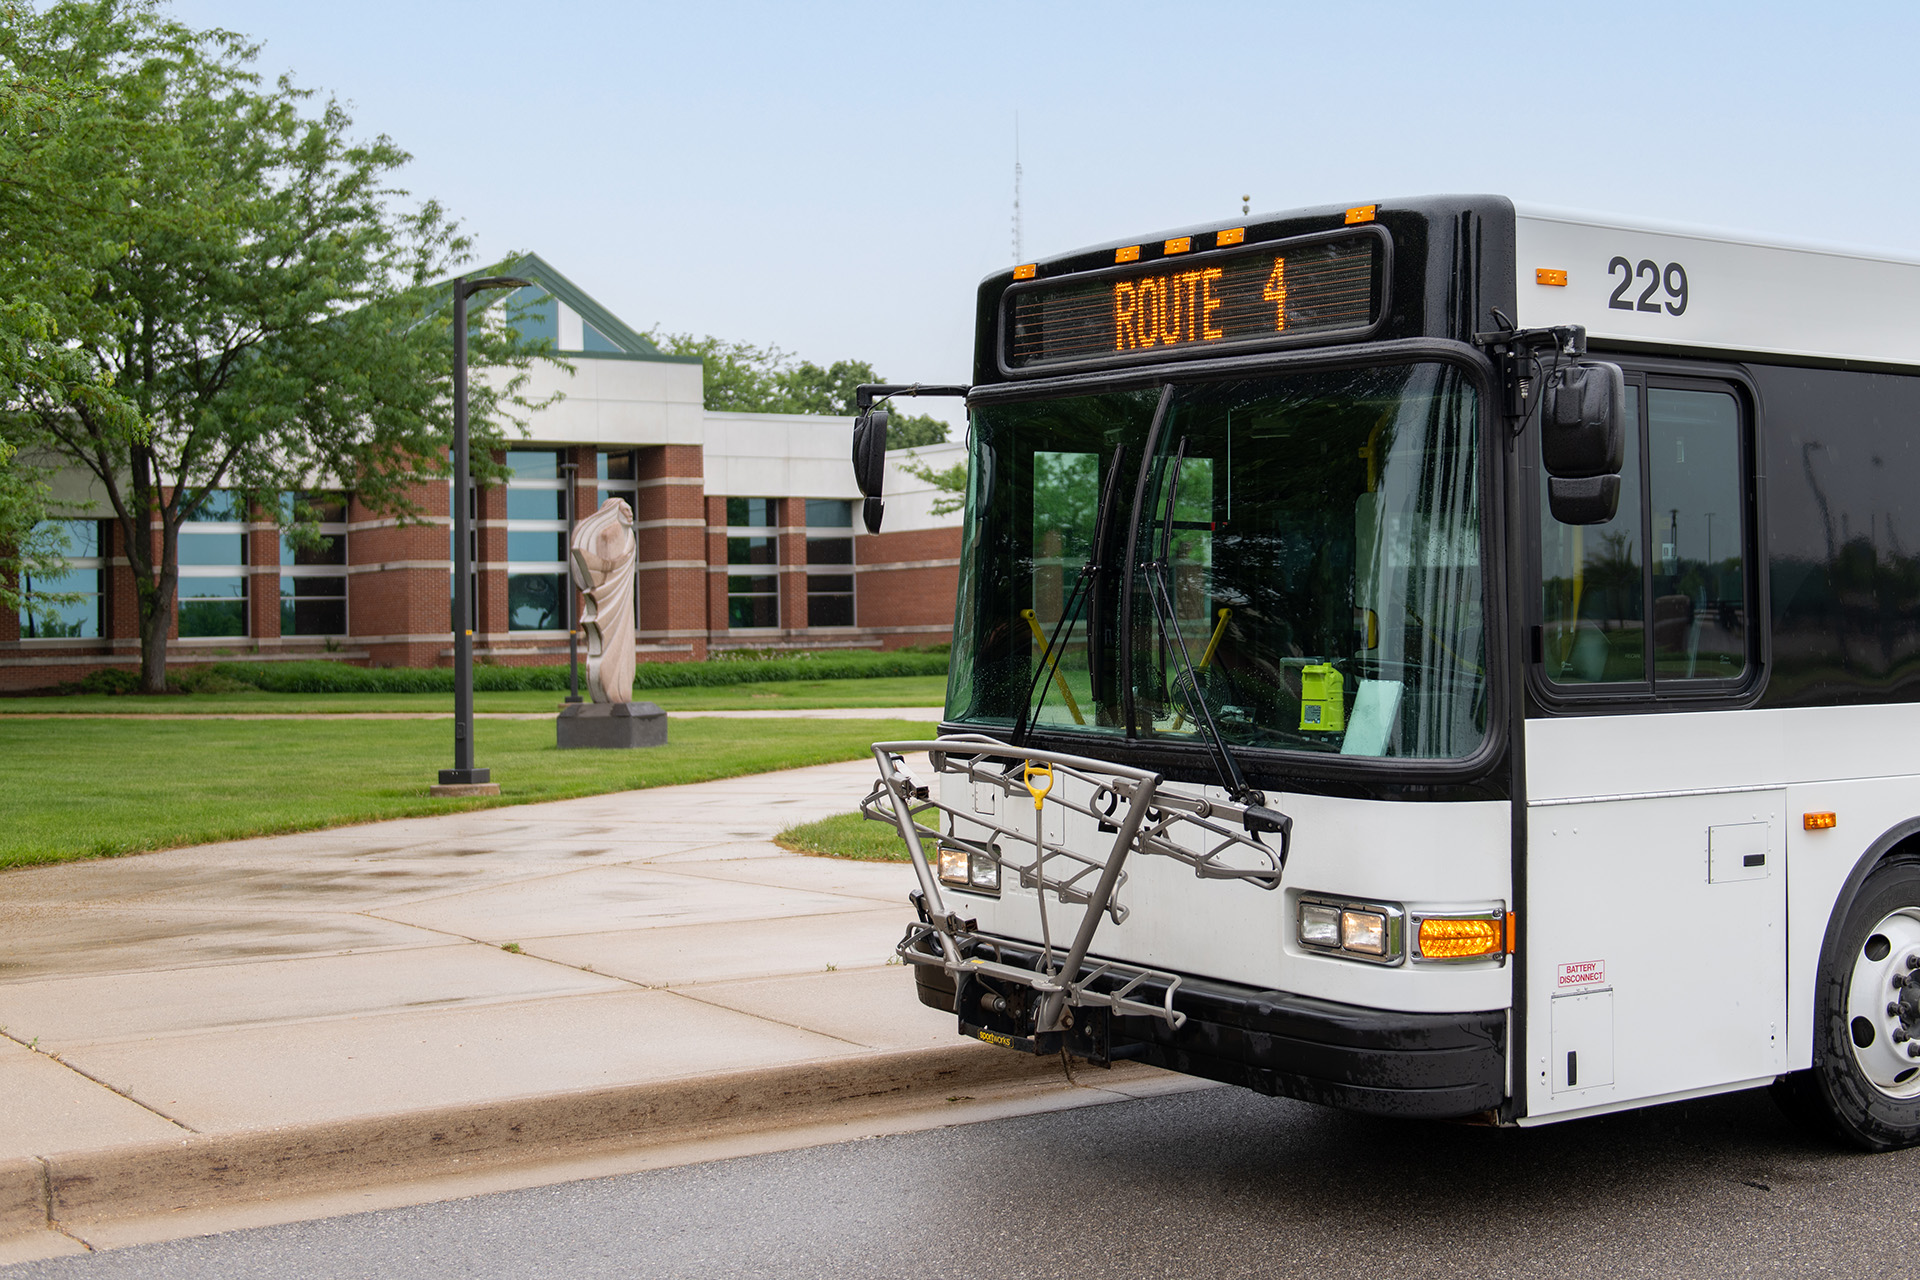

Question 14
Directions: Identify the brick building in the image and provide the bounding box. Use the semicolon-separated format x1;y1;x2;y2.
2;255;963;690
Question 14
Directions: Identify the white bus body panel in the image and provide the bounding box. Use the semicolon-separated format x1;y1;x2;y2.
1525;704;1920;1120
943;772;1511;1015
1512;206;1920;366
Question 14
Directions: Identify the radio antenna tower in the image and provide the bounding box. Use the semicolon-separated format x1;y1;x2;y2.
1012;114;1024;263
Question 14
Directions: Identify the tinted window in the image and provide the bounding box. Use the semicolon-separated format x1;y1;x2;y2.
1750;366;1920;708
1648;389;1746;681
1540;395;1644;684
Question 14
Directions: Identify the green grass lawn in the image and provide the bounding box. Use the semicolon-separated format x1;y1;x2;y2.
777;810;925;862
0;674;949;716
0;717;935;870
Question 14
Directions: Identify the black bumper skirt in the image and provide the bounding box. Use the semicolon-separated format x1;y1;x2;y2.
914;943;1507;1121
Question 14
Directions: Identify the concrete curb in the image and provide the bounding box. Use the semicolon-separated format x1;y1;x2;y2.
0;1042;1077;1237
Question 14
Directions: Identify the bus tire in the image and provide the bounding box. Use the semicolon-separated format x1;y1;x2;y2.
1774;852;1920;1151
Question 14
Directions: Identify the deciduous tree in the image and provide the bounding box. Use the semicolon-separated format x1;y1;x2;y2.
0;0;549;691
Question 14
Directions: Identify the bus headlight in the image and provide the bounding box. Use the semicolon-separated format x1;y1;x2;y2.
1341;908;1387;955
938;844;968;884
1296;895;1404;964
939;844;1000;895
1299;902;1341;947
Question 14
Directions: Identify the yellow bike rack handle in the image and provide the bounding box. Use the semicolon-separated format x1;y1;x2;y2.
1022;760;1054;811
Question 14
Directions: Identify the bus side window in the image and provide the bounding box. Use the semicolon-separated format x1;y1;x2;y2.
1647;389;1746;681
1540;390;1644;684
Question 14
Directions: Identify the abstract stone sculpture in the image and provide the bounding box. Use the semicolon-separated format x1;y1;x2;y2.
570;497;638;703
558;497;665;749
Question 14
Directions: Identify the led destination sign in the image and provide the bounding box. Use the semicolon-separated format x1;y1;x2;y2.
1002;230;1384;373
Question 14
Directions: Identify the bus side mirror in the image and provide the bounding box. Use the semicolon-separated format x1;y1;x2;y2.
1541;361;1625;525
852;407;889;498
852;407;889;533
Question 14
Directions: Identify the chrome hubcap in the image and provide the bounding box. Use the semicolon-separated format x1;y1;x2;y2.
1846;908;1920;1099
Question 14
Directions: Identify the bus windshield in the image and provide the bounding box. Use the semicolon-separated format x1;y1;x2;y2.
946;361;1488;761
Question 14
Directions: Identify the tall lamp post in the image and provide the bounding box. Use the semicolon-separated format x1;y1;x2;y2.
434;273;532;796
561;459;583;703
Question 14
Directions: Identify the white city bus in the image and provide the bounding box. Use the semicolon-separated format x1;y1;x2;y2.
853;195;1920;1149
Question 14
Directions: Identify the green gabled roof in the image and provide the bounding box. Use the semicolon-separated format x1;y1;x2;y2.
495;252;701;365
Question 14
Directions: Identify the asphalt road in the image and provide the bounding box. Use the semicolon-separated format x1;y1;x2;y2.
10;1083;1913;1279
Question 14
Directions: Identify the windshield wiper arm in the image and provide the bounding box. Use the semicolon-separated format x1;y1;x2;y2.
1011;443;1127;747
1144;437;1292;843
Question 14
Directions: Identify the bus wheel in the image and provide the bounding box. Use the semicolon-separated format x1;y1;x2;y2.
1775;854;1920;1151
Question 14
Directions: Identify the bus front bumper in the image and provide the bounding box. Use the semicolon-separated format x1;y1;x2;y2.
913;939;1507;1121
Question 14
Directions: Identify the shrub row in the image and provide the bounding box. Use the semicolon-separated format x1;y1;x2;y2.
195;649;951;695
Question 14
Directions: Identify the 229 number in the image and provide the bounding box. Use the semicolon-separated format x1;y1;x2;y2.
1608;256;1688;315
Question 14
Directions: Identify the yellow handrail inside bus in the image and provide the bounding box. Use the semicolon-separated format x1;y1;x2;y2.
1021;608;1086;725
1557;526;1585;671
1170;607;1233;731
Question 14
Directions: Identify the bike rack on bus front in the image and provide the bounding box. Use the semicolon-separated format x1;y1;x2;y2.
863;735;1285;1042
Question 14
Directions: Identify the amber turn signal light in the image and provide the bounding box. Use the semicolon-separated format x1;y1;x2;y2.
1805;811;1838;830
1536;268;1568;286
1417;915;1504;960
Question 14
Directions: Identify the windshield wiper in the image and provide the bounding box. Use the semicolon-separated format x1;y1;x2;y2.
1010;442;1128;747
1142;436;1292;844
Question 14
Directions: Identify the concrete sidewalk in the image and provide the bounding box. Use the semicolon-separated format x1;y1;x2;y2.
0;755;1177;1262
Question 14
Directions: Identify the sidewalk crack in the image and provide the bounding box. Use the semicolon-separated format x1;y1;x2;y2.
32;1158;93;1250
3;1028;196;1134
659;987;872;1049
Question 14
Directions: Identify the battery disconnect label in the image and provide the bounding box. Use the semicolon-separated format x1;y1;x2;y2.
1556;960;1607;991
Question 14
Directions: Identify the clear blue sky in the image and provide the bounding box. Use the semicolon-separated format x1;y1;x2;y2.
171;1;1920;429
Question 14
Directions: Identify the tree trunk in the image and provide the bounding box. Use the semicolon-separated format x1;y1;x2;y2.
139;566;177;694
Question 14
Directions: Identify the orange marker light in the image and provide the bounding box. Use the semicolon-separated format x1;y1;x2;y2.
1164;236;1192;255
1537;268;1568;286
1115;245;1141;264
1013;263;1037;280
1345;205;1377;225
1505;912;1517;954
1805;811;1838;830
1418;916;1504;960
1216;227;1245;247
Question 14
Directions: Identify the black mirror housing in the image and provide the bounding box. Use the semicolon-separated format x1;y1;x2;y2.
862;494;885;534
1541;360;1625;525
1541;362;1626;478
1547;473;1621;525
852;407;889;499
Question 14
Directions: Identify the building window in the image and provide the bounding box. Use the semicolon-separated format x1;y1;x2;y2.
806;499;854;627
599;450;637;510
18;519;104;638
178;490;247;637
726;497;778;629
280;493;347;636
504;450;567;631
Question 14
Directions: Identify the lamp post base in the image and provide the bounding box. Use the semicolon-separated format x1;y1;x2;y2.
430;782;501;797
432;767;499;798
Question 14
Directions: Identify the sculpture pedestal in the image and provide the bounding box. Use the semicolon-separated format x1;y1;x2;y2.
556;701;668;750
